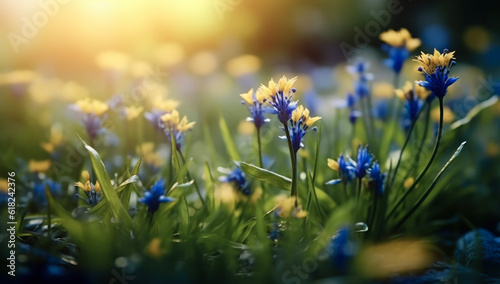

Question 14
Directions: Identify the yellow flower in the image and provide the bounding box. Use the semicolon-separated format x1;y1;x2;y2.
0;70;35;85
259;76;297;99
95;51;130;71
160;109;195;132
136;142;165;167
291;105;321;127
75;98;109;116
0;179;8;193
395;81;431;101
240;88;255;105
274;196;307;218
28;160;51;173
41;123;64;153
152;97;180;112
431;106;455;123
124;106;143;121
75;170;100;192
226;54;261;77
414;49;456;75
146;238;164;259
379;28;421;51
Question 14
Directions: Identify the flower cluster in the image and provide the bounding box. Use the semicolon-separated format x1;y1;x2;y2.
379;28;421;74
285;105;321;153
240;88;274;129
138;179;174;213
75;171;102;207
326;145;385;195
414;49;458;99
259;76;298;125
347;61;373;99
160;109;196;151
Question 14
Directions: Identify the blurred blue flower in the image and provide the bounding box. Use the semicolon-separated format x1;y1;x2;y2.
415;49;459;99
396;82;424;131
329;227;356;273
139;179;174;213
347;61;373;99
145;109;168;132
33;178;62;207
219;167;251;195
259;76;298;125
369;162;385;197
380;28;421;74
240;88;273;129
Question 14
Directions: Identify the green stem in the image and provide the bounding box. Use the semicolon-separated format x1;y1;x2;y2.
257;127;264;168
357;178;362;201
284;124;298;207
387;99;444;221
179;150;206;208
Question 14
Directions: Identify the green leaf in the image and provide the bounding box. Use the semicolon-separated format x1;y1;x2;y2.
204;162;215;212
175;157;192;183
78;135;134;230
451;96;498;130
219;116;242;161
237;161;291;190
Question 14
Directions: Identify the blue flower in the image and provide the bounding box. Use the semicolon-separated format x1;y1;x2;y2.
329;227;356;273
369;162;385;197
325;155;356;185
283;105;321;153
240;88;273;129
259;76;298;125
139;179;174;213
33;178;62;207
219;167;251;195
71;98;109;142
347;61;373;99
414;49;459;99
354;145;373;179
379;28;421;74
396;82;424;131
82;113;105;142
145;109;168;132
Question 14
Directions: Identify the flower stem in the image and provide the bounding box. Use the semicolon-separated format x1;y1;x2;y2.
284;123;298;207
178;150;206;208
387;99;444;221
257;127;264;168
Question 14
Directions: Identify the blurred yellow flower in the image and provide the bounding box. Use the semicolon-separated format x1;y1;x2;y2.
404;177;414;189
124;106;143;121
274;195;307;218
237;121;255;135
161;109;196;133
95;51;130;71
75;98;109;116
189;51;218;76
152;97;180;112
146;238;164;259
136;142;165;167
372;82;394;99
130;61;152;79
156;42;185;67
431;106;455;123
41;123;64;153
226;54;261;77
28;160;51;173
0;70;35;85
379;28;421;51
61;81;89;102
327;158;339;172
0;179;8;193
28;78;64;104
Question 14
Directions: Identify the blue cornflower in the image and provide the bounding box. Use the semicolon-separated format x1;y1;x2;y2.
379;28;421;74
160;109;195;151
282;105;321;153
353;145;373;179
329;227;356;274
347;61;373;99
414;49;459;99
369;162;385;197
346;93;361;125
325;155;356;185
240;88;273;129
145;109;168;131
219;167;251;195
396;82;424;131
83;113;105;142
139;179;174;213
33;178;62;207
259;76;298;125
75;171;102;207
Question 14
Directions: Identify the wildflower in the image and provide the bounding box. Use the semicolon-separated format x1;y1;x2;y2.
219;167;251;195
75;171;102;207
273;196;307;218
28;160;51;173
368;162;385;197
139;179;174;213
144;98;180;131
329;227;357;273
123;106;143;121
34;178;62;207
325;155;356;185
41;123;64;155
72;98;109;142
346;93;361;125
395;81;424;131
285;105;321;153
259;76;298;125
240;88;273;129
380;28;421;74
414;49;459;99
160;109;195;151
347;61;373;98
353;145;373;179
269;222;282;242
431;105;455;123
